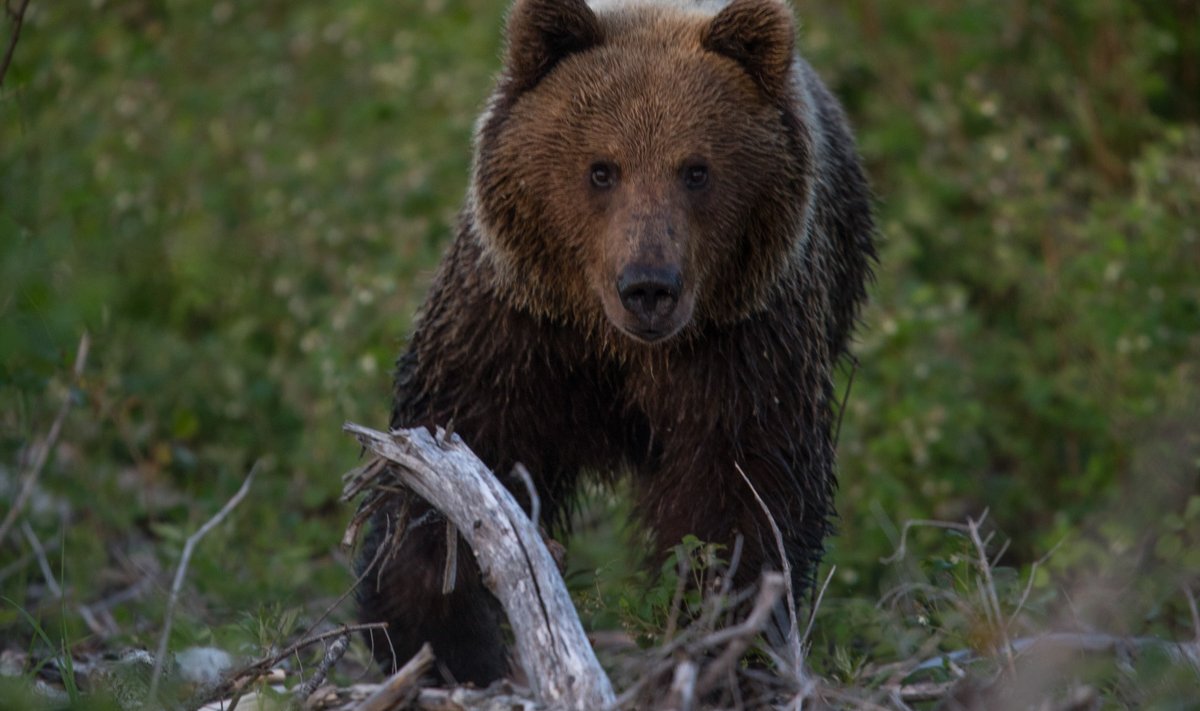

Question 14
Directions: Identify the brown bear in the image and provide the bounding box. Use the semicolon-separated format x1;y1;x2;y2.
357;0;875;685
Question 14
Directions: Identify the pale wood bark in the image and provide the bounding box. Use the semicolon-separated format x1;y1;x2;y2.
343;422;616;711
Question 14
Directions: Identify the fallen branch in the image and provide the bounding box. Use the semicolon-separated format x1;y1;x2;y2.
291;633;352;706
356;643;433;711
149;463;258;701
191;622;390;709
343;422;616;711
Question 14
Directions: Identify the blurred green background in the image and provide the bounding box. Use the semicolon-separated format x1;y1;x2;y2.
2;0;1198;701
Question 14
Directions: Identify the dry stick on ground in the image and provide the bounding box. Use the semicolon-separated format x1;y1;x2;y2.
621;575;788;704
694;572;787;695
194;623;390;711
290;633;352;706
343;422;616;711
0;332;90;546
0;0;32;87
355;643;434;711
149;463;258;701
20;521;62;598
612;584;762;709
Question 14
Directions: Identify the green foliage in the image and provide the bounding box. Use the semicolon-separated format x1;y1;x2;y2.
615;535;725;646
1;0;1198;704
4;597;80;702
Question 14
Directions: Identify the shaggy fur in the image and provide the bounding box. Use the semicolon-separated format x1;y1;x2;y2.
357;0;875;684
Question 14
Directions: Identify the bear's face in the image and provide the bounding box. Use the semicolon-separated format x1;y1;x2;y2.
473;0;812;345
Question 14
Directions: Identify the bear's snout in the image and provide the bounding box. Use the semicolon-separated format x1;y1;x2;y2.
608;262;693;343
617;264;681;324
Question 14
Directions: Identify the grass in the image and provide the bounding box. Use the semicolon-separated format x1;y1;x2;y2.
1;0;1198;707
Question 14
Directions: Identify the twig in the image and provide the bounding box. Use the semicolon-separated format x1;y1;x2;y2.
76;603;112;638
1183;585;1200;643
0;0;31;88
663;549;691;643
895;680;957;703
86;575;155;613
357;643;434;711
192;622;389;710
21;521;61;598
150;463;258;701
0;332;89;546
299;514;395;662
801;564;835;649
1008;537;1064;631
698;534;743;632
966;513;1015;672
441;519;458;594
614;584;760;709
513;462;540;526
880;518;971;564
695;572;786;694
291;633;351;705
735;463;802;671
909;631;1200;673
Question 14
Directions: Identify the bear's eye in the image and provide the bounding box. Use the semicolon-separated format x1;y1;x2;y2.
683;164;709;190
590;162;617;190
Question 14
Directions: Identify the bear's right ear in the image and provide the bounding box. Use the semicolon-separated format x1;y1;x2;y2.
503;0;602;94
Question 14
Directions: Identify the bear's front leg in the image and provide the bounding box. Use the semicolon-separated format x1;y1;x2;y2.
629;326;838;627
634;433;834;600
358;494;508;684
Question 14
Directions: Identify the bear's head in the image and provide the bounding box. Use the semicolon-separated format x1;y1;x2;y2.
471;0;814;346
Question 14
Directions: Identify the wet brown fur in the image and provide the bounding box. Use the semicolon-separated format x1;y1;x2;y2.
357;0;876;684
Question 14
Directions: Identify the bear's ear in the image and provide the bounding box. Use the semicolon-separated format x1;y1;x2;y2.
503;0;603;94
701;0;795;101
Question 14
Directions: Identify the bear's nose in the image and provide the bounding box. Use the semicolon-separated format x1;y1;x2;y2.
617;265;682;326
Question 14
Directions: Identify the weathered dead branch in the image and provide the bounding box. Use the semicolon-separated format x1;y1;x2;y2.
342;422;616;711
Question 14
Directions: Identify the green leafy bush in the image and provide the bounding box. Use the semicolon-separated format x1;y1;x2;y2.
1;0;1197;704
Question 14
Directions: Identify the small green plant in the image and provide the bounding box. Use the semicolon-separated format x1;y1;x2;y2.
3;596;80;703
616;535;727;647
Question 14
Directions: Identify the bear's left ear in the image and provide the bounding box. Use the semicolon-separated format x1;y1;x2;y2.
504;0;603;95
701;0;795;101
